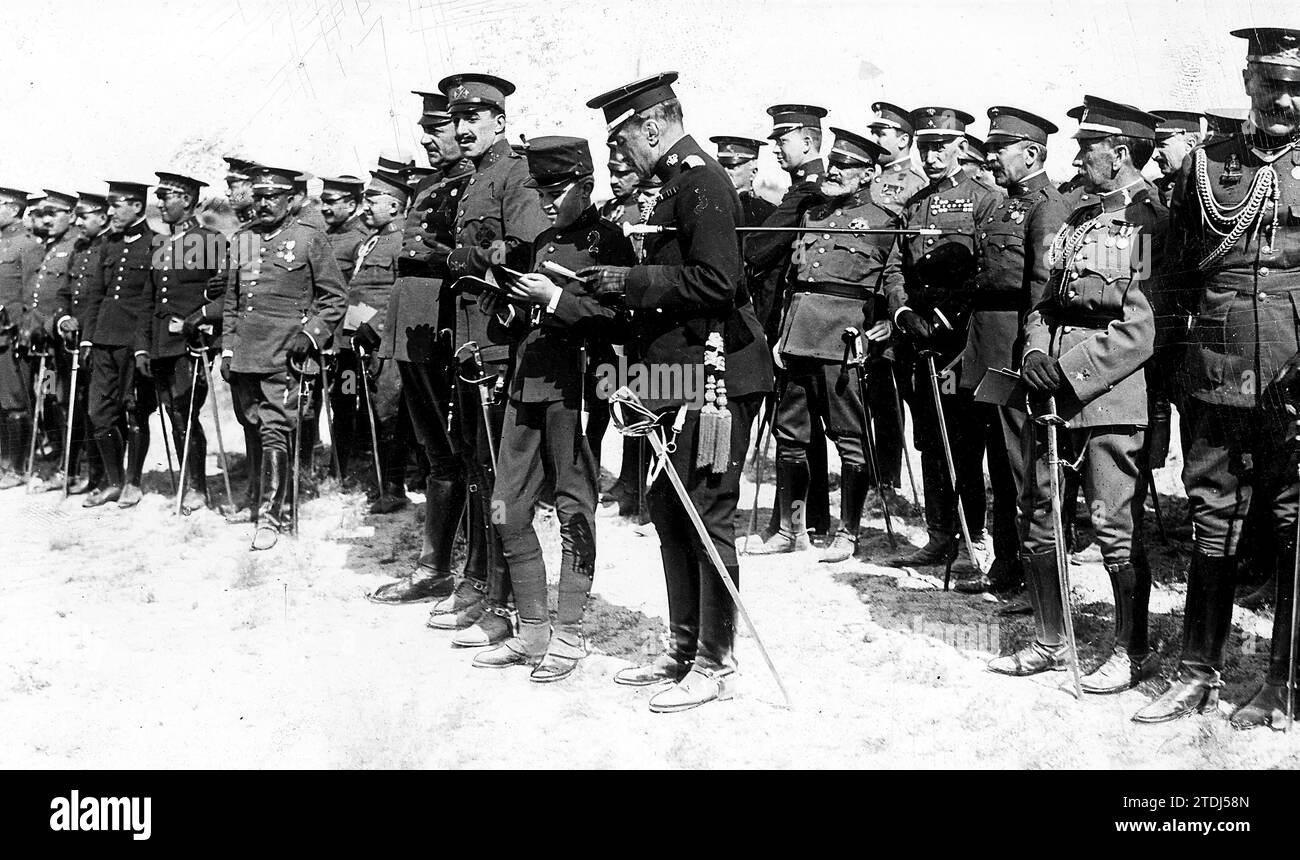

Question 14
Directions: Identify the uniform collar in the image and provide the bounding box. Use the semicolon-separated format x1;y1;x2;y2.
555;205;600;239
442;157;474;179
651;134;707;183
792;158;824;183
476;137;514;169
929;170;963;192
171;214;201;234
1097;178;1146;212
1008;168;1049;197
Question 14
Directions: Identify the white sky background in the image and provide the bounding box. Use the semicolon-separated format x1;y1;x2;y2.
0;0;1291;200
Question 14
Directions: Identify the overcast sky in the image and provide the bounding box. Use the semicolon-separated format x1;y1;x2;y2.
1;0;1289;198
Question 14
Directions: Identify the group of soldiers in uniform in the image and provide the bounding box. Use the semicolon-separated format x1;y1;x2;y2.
1;25;1298;723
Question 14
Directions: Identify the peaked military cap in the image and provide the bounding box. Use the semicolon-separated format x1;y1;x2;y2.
366;170;412;203
105;180;151;201
319;175;365;200
0;187;31;207
412;90;452;127
401;166;437;187
710;136;766;164
75;191;109;213
1204;108;1249;137
986;106;1058;145
587;72;680;138
959;134;986;163
40;190;78;210
911;107;975;139
827;127;887;166
868;102;915;136
765;103;828;139
1153;110;1206;139
155;172;208;198
223;157;260;182
1233;27;1300;81
377;149;415;173
1067;96;1160;140
440;73;516;113
247;166;300;193
521;136;594;188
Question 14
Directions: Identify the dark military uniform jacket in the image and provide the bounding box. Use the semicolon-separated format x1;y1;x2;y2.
25;233;77;339
221;220;347;374
490;206;636;404
777;188;903;361
339;217;403;350
895;170;1002;380
0;222;41;331
1168;132;1300;409
744;159;826;336
625;134;774;410
296;202;328;232
326;217;367;282
969;169;1069;384
59;232;106;337
384;160;474;362
1024;180;1166;428
445;137;550;363
142;216;227;359
739;190;777;229
869;157;928;217
85;219;159;352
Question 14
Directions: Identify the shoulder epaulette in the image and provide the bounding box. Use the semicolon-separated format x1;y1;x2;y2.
682;155;705;169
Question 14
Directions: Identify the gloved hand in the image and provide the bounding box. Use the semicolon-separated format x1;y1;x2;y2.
286;332;315;369
58;316;79;348
219;354;232;382
895;309;933;343
576;266;632;306
352;321;382;354
134;353;153;379
180;310;206;346
1021;350;1064;393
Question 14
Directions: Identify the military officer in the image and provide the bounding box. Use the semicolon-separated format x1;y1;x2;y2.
1203;108;1249;144
744;103;833;548
318;175;368;280
368;89;477;607
866;102;928;217
224;157;259;227
54;192;111;494
0;186;42;489
220;165;346;550
712;136;778;227
22;191;81;487
955;107;1070;596
421;72;550;649
337;169;411;513
959;134;999;187
1135;28;1300;729
1152;111;1206;207
138;172;227;511
756;128;903;563
472;136;636;678
888;107;1002;578
82;181;160;509
586;72;775;711
990;97;1166;694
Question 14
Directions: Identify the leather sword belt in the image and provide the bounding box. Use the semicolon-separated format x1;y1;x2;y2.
793;282;866;300
1047;312;1121;329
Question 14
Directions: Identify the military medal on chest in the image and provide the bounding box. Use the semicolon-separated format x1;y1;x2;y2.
276;239;297;264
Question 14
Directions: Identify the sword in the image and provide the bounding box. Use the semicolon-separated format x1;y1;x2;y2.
455;341;499;472
844;328;897;549
61;343;80;498
318;353;341;479
289;356;319;537
155;380;178;497
198;343;236;513
888;361;920;507
25;350;50;482
1036;395;1082;699
610;386;792;709
354;345;385;499
173;351;204;515
924;351;978;591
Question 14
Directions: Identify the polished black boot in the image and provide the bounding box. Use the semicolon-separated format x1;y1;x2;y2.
117;422;149;508
821;464;867;563
649;562;738;713
747;459;811;554
1232;543;1296;730
180;420;209;511
1082;558;1159;693
989;551;1071;675
296;414;319;498
1133;553;1236;723
84;428;125;507
616;533;697;687
226;430;263;523
368;476;463;604
251;448;289;551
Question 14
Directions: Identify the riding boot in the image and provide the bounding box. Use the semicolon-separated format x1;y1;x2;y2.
1232;542;1297;730
251;448;289;551
989;550;1070;675
649;562;738;713
117;422;148;508
0;412;27;488
615;520;697;687
297;414;319;498
369;476;463;603
1133;552;1236;723
227;431;263;523
807;427;831;537
747;459;811;554
84;428;125;506
1081;558;1159;693
821;463;867;563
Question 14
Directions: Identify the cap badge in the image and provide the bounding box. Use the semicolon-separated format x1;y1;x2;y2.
453;85;471;100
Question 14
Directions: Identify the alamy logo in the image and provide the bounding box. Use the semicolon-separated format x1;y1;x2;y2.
49;790;151;841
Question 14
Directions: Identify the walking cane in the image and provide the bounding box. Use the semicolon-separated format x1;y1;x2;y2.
1037;395;1082;699
610;386;793;709
25;350;50;482
197;345;236;512
924;352;978;591
61;343;80;498
888;362;921;508
843;328;897;550
173;351;204;515
353;345;386;496
154;381;178;496
317;353;341;479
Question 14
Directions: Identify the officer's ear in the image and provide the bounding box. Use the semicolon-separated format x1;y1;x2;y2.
492;109;507;136
1110;140;1130;171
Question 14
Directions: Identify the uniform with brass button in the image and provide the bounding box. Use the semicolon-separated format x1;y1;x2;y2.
0;186;43;489
865;102;928;217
